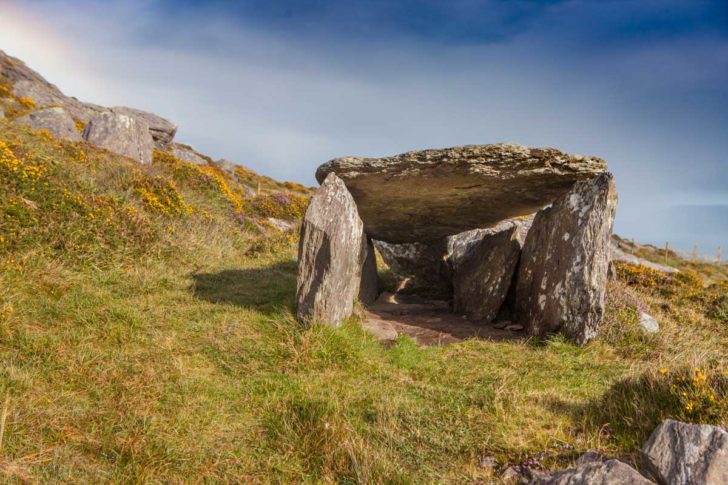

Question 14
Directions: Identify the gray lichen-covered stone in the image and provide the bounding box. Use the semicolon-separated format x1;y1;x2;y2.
170;143;210;165
452;224;522;322
448;216;533;269
642;419;728;485
295;173;366;326
638;312;660;333
83;111;155;164
113;106;177;148
16;107;81;141
533;459;653;484
316;144;607;243
359;237;379;305
515;173;617;344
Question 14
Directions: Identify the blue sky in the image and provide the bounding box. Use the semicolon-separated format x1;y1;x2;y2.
1;0;727;251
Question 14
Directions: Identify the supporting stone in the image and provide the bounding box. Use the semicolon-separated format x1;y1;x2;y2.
373;238;451;298
295;173;366;326
358;236;379;305
452;224;522;322
515;173;617;344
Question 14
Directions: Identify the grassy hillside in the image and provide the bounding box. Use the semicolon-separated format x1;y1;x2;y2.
0;119;726;483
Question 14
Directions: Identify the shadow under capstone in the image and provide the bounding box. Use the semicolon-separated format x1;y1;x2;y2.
190;260;297;314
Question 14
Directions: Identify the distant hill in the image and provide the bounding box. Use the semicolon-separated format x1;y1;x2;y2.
616;205;727;257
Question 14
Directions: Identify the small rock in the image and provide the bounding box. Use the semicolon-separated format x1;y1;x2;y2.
493;321;509;330
266;217;295;232
638;312;660;334
16;107;81;141
500;465;525;483
642;419;728;485
505;324;524;332
575;451;608;466
478;455;498;469
170;143;209;165
533;459;652;484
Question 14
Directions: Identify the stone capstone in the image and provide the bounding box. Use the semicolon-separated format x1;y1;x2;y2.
642;419;728;485
316;144;607;243
113;106;177;148
83;111;155;164
452;223;522;322
16;107;81;141
295;173;367;326
533;459;653;485
515;173;617;344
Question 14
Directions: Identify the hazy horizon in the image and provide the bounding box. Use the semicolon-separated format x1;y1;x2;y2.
1;0;726;252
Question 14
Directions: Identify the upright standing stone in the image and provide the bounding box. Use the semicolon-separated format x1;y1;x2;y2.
452;224;522;322
296;173;366;326
83;111;155;164
515;173;617;344
642;419;728;485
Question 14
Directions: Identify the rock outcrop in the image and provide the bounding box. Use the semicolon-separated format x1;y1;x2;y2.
83;111;155;164
533;459;653;484
295;173;367;326
113;106;177;149
642;419;728;485
452;224;522;322
316;144;607;243
16;107;81;141
1;50;178;155
515;173;617;344
170;143;209;165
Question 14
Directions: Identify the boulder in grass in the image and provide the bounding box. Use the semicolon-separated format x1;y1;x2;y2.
642;419;728;485
533;459;653;484
16;107;81;141
83;111;155;164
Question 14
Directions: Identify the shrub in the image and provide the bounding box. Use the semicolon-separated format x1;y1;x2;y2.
248;192;308;220
134;175;193;216
583;366;728;450
153;150;244;213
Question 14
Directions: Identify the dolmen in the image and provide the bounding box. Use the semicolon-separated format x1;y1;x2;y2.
295;144;617;345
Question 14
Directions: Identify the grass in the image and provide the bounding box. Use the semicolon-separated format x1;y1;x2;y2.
0;119;726;483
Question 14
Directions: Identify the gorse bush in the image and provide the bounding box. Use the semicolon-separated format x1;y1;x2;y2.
583;367;728;451
248;191;308;220
616;261;727;323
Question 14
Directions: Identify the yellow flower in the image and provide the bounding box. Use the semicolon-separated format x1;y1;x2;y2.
659;368;668;374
